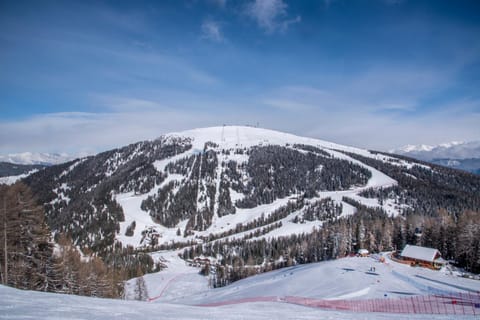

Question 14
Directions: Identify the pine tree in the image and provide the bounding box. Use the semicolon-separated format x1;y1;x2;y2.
0;182;54;291
134;275;149;301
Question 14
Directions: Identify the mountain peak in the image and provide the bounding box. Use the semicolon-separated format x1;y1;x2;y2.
162;126;366;155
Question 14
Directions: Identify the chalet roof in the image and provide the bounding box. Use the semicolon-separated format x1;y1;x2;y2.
400;245;441;263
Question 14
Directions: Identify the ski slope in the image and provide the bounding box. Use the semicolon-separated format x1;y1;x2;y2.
2;284;463;320
143;253;480;306
4;253;479;320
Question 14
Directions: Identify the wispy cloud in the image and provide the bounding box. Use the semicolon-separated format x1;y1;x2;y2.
201;19;224;42
245;0;300;34
0;109;216;155
92;95;168;112
261;86;328;111
262;99;313;112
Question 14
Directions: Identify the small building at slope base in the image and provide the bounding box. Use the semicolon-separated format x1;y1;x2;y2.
357;249;369;257
399;244;447;270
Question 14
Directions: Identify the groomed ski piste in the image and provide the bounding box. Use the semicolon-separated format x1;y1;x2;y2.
127;251;480;317
3;252;479;319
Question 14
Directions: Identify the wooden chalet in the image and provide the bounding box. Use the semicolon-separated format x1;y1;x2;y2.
400;245;447;270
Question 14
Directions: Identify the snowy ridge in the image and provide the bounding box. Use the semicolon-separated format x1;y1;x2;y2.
164;126;371;156
0;169;39;185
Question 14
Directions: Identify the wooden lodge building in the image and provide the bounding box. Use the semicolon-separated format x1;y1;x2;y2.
399;245;447;270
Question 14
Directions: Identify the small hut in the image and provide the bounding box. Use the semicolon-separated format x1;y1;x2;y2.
357;249;369;257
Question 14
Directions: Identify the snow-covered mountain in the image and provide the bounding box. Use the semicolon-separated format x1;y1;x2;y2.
391;141;480;174
0;152;75;165
391;140;480;161
23;126;401;251
19;126;480;281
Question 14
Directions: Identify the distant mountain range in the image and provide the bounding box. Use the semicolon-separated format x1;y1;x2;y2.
0;152;77;181
391;141;480;174
0;152;75;166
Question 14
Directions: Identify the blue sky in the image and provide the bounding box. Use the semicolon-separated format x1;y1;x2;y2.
0;0;479;154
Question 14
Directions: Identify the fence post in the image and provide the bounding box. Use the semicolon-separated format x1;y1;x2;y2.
469;292;475;315
475;292;479;316
453;295;457;315
423;295;428;313
443;294;448;314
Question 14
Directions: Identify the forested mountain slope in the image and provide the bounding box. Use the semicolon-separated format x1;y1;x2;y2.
15;126;480;289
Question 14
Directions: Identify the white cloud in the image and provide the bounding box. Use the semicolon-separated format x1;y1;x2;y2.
262;99;313;111
1;64;478;155
201;19;224;42
254;71;480;150
93;95;167;112
1;93;479;155
246;0;300;33
0;110;215;155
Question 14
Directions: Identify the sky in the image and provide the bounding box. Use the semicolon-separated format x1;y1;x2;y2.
0;0;479;155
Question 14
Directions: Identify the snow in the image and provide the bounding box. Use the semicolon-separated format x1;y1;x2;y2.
126;251;210;301
396;144;436;153
59;158;87;178
165;126;374;157
2;285;462;320
0;169;38;185
3;253;479;319
133;252;480;306
0;151;74;165
116;191;158;247
207;197;291;233
400;245;441;263
392;140;480;161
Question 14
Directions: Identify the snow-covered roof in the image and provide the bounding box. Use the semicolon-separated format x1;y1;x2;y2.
400;245;440;263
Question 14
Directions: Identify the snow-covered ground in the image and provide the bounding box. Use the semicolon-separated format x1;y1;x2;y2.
141;253;480;306
3;253;479;319
2;284;464;320
0;169;38;185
